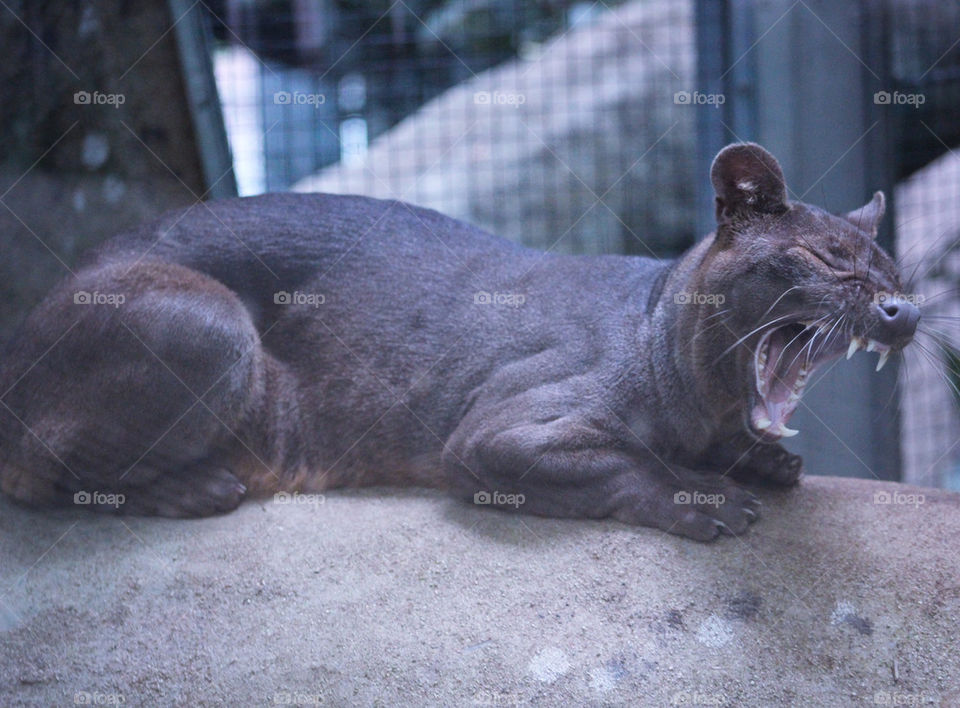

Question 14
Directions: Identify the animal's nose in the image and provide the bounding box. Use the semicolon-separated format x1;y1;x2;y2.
876;297;920;341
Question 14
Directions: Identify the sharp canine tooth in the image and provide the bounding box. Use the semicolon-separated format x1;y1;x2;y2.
876;350;890;371
847;337;861;360
778;424;800;437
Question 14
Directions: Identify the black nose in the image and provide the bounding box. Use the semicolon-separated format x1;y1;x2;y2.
876;298;920;340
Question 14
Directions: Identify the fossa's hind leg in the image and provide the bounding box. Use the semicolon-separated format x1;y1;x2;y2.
0;260;269;517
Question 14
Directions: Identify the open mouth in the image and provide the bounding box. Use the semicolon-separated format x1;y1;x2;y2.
750;322;894;440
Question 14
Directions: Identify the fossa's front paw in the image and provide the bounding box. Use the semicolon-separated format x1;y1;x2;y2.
117;465;247;518
613;471;761;542
743;443;804;486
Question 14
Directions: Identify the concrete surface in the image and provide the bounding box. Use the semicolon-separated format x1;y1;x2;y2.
0;476;958;706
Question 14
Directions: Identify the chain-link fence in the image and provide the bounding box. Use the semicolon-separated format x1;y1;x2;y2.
210;0;695;257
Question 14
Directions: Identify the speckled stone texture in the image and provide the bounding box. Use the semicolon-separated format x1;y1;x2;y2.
1;476;958;706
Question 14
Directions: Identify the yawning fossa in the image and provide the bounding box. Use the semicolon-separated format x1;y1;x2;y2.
0;143;918;540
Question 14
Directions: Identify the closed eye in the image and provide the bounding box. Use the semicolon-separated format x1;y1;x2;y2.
794;245;856;279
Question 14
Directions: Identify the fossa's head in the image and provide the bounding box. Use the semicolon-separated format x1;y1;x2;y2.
690;143;917;441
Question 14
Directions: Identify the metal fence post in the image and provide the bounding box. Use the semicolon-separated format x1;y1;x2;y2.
168;0;238;200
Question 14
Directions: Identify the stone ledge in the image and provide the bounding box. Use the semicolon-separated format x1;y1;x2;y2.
0;476;958;705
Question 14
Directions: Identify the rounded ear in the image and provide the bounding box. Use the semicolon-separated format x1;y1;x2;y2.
843;191;885;238
710;143;788;224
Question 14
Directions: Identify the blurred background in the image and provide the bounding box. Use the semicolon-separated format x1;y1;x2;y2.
1;0;958;489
